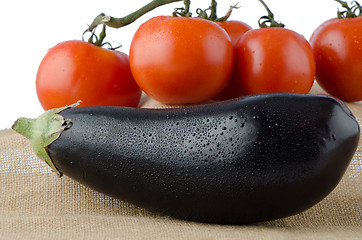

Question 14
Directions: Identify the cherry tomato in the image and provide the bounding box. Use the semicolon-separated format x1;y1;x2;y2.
214;20;252;100
217;20;252;46
234;28;315;95
129;16;234;105
310;16;362;102
36;40;141;110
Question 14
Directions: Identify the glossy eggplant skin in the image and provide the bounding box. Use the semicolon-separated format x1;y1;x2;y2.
48;93;359;224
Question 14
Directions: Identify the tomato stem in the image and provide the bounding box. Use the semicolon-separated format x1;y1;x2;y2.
335;0;362;18
87;0;183;32
210;0;218;21
93;24;107;46
83;25;121;50
173;0;192;17
217;3;240;22
196;0;239;22
257;0;285;28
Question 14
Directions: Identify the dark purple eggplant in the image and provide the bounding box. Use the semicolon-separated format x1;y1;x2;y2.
12;93;359;224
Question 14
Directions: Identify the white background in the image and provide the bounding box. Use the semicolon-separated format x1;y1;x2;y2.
1;0;338;130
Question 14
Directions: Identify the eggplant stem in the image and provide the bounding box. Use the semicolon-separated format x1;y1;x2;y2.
11;101;81;177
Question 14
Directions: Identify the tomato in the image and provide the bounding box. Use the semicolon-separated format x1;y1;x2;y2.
214;20;252;100
234;28;315;95
36;40;141;110
310;16;362;102
217;20;252;46
129;16;234;105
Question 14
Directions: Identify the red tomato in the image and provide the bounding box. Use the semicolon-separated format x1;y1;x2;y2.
234;28;315;95
129;16;234;105
310;17;362;102
217;20;252;46
214;20;252;100
36;40;141;110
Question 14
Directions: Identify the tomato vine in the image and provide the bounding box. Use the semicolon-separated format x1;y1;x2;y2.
82;25;121;50
84;0;188;48
257;0;285;28
87;0;183;32
196;0;239;22
173;0;192;17
335;0;362;18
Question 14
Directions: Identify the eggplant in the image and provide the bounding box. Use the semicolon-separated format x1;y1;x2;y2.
12;93;359;224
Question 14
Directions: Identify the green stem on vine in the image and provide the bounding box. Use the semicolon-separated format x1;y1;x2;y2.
88;0;183;32
209;0;218;21
83;24;121;50
196;0;239;22
335;0;362;18
173;0;192;17
357;1;362;16
216;3;240;22
93;24;107;46
257;0;285;28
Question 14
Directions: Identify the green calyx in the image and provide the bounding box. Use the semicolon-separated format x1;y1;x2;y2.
335;0;362;18
173;0;192;17
257;0;285;28
83;24;121;50
11;101;81;177
196;0;239;22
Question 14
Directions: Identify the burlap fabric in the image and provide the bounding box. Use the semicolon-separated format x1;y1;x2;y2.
1;85;361;239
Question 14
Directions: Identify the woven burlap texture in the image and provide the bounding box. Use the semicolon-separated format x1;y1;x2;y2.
1;86;361;240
